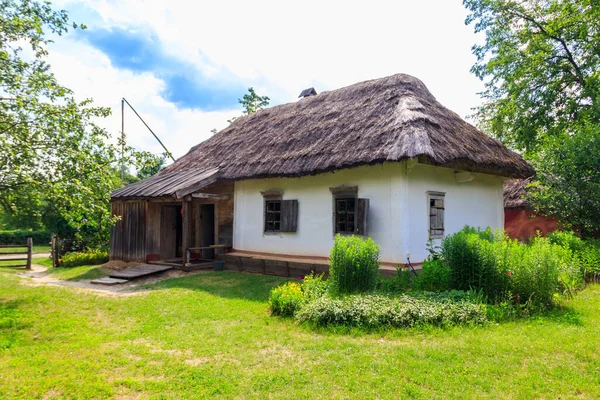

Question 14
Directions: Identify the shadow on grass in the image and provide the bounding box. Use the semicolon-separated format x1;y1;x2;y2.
144;271;290;302
45;266;106;281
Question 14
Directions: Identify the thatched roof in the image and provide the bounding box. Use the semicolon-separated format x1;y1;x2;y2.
504;177;532;209
112;73;534;199
164;73;533;181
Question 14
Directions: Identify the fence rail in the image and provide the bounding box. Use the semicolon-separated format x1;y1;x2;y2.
0;238;32;269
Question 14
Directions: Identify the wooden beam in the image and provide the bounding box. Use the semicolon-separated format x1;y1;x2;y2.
175;170;219;199
191;193;231;200
182;200;191;266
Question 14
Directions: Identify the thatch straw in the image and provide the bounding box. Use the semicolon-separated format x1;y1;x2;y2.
504;178;532;209
165;73;534;181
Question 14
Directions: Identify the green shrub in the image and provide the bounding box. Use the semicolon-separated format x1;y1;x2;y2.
512;237;582;305
329;234;380;295
414;258;451;292
268;281;303;317
440;227;583;306
295;293;487;328
547;231;584;252
59;249;108;267
0;230;51;246
301;273;329;302
440;227;511;299
580;243;600;277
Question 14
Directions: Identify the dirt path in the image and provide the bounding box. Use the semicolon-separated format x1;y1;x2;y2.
16;264;208;297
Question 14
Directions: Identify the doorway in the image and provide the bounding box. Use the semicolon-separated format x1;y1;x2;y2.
199;204;215;259
160;205;182;260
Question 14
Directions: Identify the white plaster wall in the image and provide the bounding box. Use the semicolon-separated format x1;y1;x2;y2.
406;164;505;263
233;162;504;264
233;163;406;263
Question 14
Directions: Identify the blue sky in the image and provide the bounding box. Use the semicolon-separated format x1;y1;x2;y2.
48;0;485;159
79;26;247;110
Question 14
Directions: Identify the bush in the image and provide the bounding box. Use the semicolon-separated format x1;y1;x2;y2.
548;231;600;279
329;234;380;295
268;281;303;317
295;293;487;328
441;227;512;299
0;230;51;246
414;258;451;292
440;227;583;306
301;273;329;302
59;249;108;267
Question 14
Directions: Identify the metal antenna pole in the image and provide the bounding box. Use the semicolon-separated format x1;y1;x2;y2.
122;97;175;161
121;98;125;180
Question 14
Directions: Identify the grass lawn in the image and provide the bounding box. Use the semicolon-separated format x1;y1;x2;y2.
0;245;51;254
1;267;599;399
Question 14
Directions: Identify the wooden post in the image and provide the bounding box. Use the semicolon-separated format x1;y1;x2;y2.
182;200;190;266
51;234;58;268
26;237;32;270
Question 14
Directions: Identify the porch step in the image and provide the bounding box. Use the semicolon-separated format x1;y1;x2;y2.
109;264;173;280
91;277;129;285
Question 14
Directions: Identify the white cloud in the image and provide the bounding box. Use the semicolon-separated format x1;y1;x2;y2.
48;0;486;159
46;36;238;159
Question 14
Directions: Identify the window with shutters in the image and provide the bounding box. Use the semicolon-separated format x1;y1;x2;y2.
330;185;369;236
428;192;445;238
261;189;298;234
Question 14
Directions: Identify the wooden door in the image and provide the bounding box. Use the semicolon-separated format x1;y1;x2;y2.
160;205;178;260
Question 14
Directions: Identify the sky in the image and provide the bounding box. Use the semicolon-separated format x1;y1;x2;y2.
47;0;485;161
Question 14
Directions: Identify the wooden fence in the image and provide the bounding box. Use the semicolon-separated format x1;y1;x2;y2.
0;237;32;269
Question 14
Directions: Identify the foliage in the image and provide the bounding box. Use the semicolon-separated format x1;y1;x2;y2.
226;87;270;125
59;249;108;268
0;230;50;245
295;293;487;328
328;234;380;295
440;227;583;306
527;125;600;238
301;273;329;302
0;0;155;249
464;0;599;153
548;230;600;278
136;152;167;180
463;0;600;237
413;258;451;292
268;281;303;317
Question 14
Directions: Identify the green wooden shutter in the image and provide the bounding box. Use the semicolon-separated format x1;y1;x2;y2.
280;200;299;232
355;198;369;236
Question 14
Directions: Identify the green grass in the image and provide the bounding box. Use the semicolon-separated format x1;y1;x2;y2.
1;267;599;399
0;245;50;253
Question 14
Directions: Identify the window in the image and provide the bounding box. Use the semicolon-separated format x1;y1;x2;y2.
260;189;299;233
330;185;369;236
335;197;356;234
428;192;445;238
265;200;281;233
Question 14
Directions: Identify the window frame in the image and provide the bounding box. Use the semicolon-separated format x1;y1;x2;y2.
264;198;282;233
261;188;283;235
330;185;359;236
428;191;445;239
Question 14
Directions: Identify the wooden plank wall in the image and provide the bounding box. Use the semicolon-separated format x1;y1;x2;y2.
110;200;147;262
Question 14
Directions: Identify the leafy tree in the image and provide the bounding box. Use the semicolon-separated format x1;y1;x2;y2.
464;0;599;153
226;87;270;124
528;122;600;238
0;0;146;247
137;152;167;179
464;0;600;237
